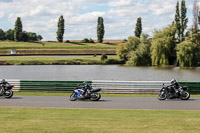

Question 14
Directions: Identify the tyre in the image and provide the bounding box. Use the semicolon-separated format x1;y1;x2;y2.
5;90;13;98
158;91;167;100
0;88;5;96
181;91;190;100
90;93;101;101
69;93;78;101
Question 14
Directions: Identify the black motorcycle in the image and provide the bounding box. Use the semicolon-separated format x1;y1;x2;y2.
69;82;101;101
158;84;190;100
0;79;14;98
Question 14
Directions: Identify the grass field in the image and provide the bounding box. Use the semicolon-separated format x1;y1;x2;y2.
0;41;118;50
0;55;121;65
0;107;200;133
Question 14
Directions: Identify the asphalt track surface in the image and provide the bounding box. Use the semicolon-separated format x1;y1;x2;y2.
0;96;200;110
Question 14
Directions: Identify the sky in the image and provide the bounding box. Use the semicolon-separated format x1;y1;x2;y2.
0;0;195;41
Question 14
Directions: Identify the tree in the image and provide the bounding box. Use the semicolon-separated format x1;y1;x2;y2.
177;40;198;67
174;0;188;42
151;24;176;66
5;29;14;41
134;17;142;38
0;29;5;40
175;1;181;42
117;34;151;66
117;43;128;62
37;35;43;41
14;17;23;41
57;15;65;42
97;17;105;43
117;36;140;63
192;0;199;32
126;36;141;51
126;34;151;66
180;0;188;42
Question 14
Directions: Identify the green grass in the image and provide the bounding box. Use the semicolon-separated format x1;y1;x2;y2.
0;41;118;50
0;55;121;65
0;107;200;133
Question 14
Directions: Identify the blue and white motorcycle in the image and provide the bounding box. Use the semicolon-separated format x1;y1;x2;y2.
69;82;101;101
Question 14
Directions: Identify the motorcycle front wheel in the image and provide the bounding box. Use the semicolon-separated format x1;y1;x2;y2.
90;92;101;101
181;91;190;100
69;93;78;101
158;91;167;100
0;88;5;96
5;90;13;98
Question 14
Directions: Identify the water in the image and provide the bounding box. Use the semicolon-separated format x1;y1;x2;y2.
0;65;199;81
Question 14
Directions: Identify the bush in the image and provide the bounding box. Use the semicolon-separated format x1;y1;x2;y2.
89;38;94;43
123;39;127;43
65;40;70;43
105;59;124;64
101;54;108;61
81;38;94;43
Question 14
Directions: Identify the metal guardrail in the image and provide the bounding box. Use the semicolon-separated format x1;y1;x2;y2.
19;80;92;92
92;80;171;94
1;80;200;94
179;82;200;94
7;79;20;92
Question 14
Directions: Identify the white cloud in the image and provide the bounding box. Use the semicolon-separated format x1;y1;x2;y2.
108;0;132;7
0;12;4;18
70;11;105;24
0;0;195;40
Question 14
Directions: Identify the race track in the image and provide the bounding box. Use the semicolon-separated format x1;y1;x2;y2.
0;96;200;110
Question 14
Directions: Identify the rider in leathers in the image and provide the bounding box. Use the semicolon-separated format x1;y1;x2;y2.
170;79;180;95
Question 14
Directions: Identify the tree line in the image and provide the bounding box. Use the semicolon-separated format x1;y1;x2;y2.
117;0;200;67
0;17;43;42
0;15;105;43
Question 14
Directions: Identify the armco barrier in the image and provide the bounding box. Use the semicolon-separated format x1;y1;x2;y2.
20;80;92;92
179;82;200;94
92;80;171;94
7;79;20;92
3;80;200;94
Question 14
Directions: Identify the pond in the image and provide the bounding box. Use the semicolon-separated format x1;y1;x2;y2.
0;65;199;81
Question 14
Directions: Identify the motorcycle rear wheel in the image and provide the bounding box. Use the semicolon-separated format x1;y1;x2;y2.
90;93;101;101
5;90;13;98
181;91;190;100
69;93;78;101
158;91;167;100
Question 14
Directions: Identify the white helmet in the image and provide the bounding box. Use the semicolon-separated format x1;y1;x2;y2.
171;79;176;84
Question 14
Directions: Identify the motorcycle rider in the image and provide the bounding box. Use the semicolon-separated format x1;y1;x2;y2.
79;82;92;98
0;79;9;95
170;79;180;95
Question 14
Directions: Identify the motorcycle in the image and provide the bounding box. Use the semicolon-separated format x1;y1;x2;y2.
69;82;101;101
0;79;14;98
158;84;190;100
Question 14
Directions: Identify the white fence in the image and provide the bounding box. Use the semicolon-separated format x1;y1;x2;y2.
92;80;171;94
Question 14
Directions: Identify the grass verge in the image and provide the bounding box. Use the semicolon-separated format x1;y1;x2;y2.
0;56;123;65
0;41;118;50
0;107;200;133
